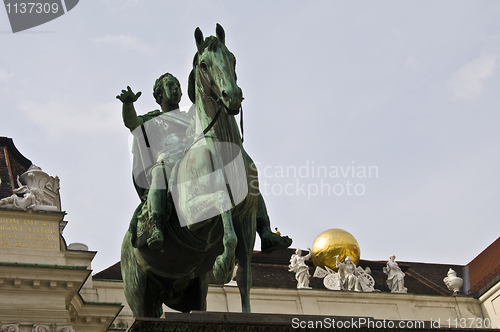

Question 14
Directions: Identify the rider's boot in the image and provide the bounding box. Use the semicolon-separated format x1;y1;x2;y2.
147;187;166;252
148;215;164;252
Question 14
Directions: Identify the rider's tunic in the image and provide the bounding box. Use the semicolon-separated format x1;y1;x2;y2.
129;109;191;248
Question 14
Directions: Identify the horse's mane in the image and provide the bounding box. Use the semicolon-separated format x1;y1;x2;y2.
197;36;222;57
188;36;223;103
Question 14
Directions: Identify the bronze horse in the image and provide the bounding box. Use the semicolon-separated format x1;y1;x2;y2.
121;24;260;315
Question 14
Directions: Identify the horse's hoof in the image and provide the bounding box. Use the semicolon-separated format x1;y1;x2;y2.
213;255;234;284
261;233;293;255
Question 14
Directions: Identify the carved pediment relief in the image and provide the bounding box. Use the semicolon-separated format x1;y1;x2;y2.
0;165;61;212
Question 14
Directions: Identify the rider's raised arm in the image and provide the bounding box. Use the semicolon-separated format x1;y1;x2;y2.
117;86;143;131
122;102;143;131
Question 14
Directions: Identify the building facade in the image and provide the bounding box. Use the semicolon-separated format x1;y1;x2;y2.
0;137;122;332
1;136;499;331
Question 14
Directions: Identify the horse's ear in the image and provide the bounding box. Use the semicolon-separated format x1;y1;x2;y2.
188;69;196;103
195;27;204;53
216;23;225;45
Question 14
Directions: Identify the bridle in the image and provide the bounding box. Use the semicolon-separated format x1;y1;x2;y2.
191;101;243;148
194;64;244;144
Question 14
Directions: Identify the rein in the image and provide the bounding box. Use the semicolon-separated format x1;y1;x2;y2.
192;63;244;145
191;100;244;146
239;106;244;143
202;104;223;136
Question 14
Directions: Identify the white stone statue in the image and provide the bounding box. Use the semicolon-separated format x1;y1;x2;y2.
0;165;59;211
313;265;341;290
336;255;358;291
0;190;37;210
444;268;463;296
356;266;377;292
383;255;407;293
289;248;312;289
336;255;376;292
314;255;376;292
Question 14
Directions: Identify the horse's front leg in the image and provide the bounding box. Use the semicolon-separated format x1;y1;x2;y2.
234;209;257;313
212;191;238;284
235;249;252;313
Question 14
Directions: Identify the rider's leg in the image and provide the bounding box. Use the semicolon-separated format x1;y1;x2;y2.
147;163;169;251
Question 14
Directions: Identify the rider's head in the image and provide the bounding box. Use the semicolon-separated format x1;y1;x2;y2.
153;73;182;106
345;256;352;263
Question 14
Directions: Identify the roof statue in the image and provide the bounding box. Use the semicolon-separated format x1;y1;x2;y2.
0;165;60;212
289;248;312;289
314;255;377;292
118;24;292;317
383;255;407;293
444;268;463;296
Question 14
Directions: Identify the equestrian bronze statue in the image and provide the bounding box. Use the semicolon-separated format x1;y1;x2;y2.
118;24;292;316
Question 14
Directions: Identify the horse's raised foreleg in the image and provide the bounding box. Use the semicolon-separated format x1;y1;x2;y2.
212;191;238;284
181;188;237;283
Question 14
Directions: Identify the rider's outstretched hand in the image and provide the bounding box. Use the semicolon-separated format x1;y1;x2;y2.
117;86;142;104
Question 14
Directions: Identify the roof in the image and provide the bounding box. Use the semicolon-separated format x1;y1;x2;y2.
94;248;463;296
467;237;500;294
0;137;32;199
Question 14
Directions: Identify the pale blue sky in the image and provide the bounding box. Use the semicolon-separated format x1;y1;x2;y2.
1;0;499;274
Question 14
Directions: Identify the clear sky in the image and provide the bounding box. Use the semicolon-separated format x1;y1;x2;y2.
1;1;499;275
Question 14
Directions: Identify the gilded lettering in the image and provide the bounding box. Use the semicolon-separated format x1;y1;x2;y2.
1;240;26;247
23;220;38;226
0;233;18;239
0;218;19;224
0;225;18;232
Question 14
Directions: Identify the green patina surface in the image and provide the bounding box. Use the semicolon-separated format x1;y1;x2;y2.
117;24;292;318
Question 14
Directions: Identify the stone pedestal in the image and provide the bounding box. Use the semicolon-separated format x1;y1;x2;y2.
125;311;478;332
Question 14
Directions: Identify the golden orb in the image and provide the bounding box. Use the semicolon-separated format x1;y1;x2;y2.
311;228;360;270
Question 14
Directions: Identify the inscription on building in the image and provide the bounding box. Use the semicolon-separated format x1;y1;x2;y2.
0;218;59;250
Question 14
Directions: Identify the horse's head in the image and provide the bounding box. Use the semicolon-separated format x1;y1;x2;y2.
188;24;243;115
